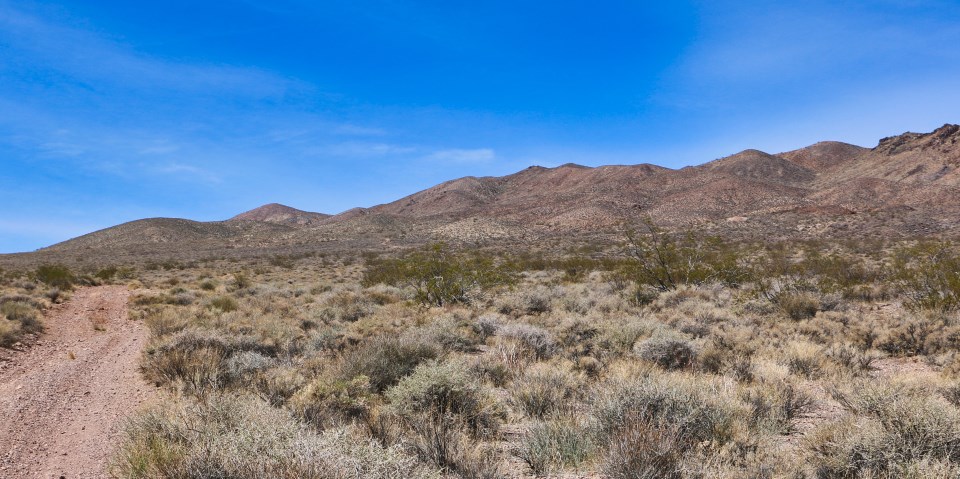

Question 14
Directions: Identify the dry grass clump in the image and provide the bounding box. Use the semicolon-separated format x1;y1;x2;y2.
809;381;960;477
338;335;440;393
520;415;595;475
111;394;439;479
98;236;960;477
385;359;504;437
1;300;44;347
511;362;581;418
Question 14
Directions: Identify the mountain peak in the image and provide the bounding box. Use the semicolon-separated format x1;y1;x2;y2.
229;203;329;226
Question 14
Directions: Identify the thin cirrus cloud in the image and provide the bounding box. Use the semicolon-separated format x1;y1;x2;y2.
426;148;496;164
0;3;299;97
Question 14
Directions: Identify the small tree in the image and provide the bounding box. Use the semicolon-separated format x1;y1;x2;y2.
622;219;744;291
364;243;516;306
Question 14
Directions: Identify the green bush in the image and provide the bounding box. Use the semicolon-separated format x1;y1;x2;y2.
363;243;516;306
208;295;239;312
34;264;75;289
893;242;960;312
622;219;746;291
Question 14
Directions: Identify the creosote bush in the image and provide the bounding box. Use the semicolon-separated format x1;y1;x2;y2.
363;243;516;306
34;264;75;290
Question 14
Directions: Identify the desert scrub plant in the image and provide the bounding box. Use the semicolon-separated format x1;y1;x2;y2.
1;300;43;347
338;335;440;393
292;374;372;429
207;295;239;312
142;328;273;395
520;415;596;475
591;371;740;448
511;362;582;418
601;417;686;479
741;381;813;434
893;241;960;312
111;394;439;479
622;219;747;291
363;243;516;306
386;359;504;438
810;381;960;477
34;264;75;290
497;323;557;360
634;333;698;371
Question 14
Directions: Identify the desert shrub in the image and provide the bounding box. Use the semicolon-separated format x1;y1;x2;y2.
292;374;372;428
634;334;698;370
495;286;555;315
386;359;503;437
602;418;685;479
520;416;595;475
813;382;960;476
222;351;274;383
363;243;516;306
785;342;826;379
472;314;501;341
777;291;822;320
143;308;190;338
256;366;306;407
339;335;440;392
95;266;119;281
742;381;813;434
893;241;960;312
395;411;504;479
622;219;747;291
757;278;827;320
498;323;557;360
511;363;581;418
596;318;659;357
877;316;933;356
592;373;738;447
1;301;43;347
143;329;271;394
207;295;239;312
231;272;251;290
824;343;878;375
111;394;439;479
419;314;485;353
318;290;373;323
34;264;74;289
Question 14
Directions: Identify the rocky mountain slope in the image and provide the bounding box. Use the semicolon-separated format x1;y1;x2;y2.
22;123;960;259
229;203;330;226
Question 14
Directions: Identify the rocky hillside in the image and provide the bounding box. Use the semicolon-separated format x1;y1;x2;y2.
23;123;960;259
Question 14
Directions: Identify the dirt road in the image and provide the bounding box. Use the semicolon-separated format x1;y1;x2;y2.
0;285;154;479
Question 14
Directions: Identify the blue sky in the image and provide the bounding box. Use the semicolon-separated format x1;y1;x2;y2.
2;0;960;252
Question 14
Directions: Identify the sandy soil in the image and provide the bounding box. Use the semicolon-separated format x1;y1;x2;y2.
0;285;155;479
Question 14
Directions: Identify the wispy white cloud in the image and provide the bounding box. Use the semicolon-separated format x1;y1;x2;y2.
0;3;302;98
426;148;495;163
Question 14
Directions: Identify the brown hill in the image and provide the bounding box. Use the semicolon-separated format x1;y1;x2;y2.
229;203;329;225
16;123;960;261
778;141;867;171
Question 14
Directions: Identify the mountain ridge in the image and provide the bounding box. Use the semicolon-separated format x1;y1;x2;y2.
21;123;960;259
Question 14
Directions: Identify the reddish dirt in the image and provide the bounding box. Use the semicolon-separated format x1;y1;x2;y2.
0;285;155;479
